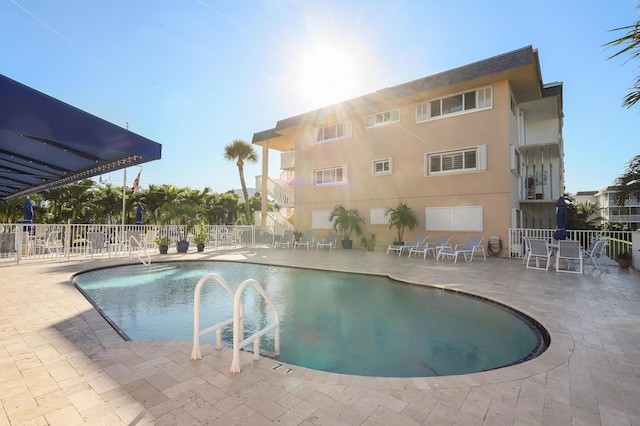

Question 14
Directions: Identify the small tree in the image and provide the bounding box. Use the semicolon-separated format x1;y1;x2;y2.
329;205;364;241
385;201;418;242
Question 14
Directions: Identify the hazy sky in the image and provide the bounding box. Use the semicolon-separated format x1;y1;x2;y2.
1;0;638;195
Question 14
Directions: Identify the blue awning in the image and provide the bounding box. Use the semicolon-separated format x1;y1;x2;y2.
0;74;162;201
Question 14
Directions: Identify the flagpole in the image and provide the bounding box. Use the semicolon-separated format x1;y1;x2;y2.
122;122;129;238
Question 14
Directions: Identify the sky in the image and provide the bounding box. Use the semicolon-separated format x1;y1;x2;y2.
1;0;638;196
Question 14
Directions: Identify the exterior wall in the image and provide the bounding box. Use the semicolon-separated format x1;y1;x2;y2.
292;80;514;247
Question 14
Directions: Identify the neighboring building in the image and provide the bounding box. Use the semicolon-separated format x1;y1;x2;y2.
575;187;640;230
252;46;564;252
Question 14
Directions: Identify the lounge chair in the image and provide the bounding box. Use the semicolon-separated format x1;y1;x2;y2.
317;232;337;250
386;235;428;256
294;230;315;250
525;238;553;271
274;230;294;248
45;230;64;256
556;240;583;274
409;236;452;259
437;236;486;263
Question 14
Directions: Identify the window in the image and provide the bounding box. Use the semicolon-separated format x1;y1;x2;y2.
312;210;333;229
372;158;393;175
310;121;352;144
416;86;493;122
365;109;399;128
425;145;487;176
369;208;388;225
314;165;345;185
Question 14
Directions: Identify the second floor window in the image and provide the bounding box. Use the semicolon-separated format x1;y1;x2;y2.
425;145;487;175
372;158;392;175
314;165;345;185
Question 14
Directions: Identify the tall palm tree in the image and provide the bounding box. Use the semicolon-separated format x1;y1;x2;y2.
223;139;258;223
604;3;640;108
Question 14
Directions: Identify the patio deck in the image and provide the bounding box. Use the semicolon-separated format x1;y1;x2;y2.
1;248;639;425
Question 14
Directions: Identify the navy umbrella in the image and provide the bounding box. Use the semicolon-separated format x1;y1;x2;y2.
22;197;34;232
553;196;569;241
135;202;144;225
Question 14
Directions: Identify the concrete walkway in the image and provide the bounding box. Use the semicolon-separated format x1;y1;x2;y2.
1;248;639;425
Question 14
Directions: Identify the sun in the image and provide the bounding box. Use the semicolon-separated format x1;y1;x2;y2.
296;45;357;107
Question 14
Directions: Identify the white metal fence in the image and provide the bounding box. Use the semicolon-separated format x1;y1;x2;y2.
509;228;633;262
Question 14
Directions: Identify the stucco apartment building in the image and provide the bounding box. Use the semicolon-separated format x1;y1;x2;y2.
575;187;640;230
252;46;564;252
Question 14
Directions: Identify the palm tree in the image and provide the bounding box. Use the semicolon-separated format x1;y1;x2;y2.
614;154;640;206
224;139;258;223
604;3;640;108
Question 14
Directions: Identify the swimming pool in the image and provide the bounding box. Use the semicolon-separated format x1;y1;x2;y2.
74;261;548;377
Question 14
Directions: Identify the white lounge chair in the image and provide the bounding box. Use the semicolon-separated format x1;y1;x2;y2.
437;237;486;263
274;230;294;248
386;235;428;256
294;230;315;250
556;240;583;274
525;238;553;271
409;236;452;259
317;232;337;250
86;232;107;258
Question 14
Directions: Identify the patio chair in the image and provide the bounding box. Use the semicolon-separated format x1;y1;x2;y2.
525;238;553;271
316;232;337;250
437;236;486;263
409;236;452;259
45;230;64;256
274;230;294;248
294;230;315;250
86;232;107;259
582;238;608;272
556;240;583;274
386;235;428;256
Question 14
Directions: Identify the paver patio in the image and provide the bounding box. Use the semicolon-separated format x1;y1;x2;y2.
1;248;639;425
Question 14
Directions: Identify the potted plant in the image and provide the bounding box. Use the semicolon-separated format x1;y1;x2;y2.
154;234;171;254
159;198;204;253
329;205;364;249
386;201;418;244
617;251;632;268
193;227;209;252
360;232;378;251
293;231;303;242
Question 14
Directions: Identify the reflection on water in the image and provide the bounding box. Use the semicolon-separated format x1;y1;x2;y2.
74;261;545;377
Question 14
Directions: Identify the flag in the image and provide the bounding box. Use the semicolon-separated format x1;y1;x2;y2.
131;170;141;192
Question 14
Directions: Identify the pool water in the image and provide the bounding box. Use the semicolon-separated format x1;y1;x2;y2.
74;261;547;377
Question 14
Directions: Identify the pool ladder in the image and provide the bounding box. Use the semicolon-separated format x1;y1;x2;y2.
190;273;280;374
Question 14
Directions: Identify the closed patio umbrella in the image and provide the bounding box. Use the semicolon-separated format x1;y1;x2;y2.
22;197;34;232
135;202;144;225
554;196;569;241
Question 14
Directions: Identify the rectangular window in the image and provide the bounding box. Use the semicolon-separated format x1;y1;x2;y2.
314;165;345;185
311;121;352;144
365;109;399;128
372;158;393;175
416;86;493;122
425;145;487;176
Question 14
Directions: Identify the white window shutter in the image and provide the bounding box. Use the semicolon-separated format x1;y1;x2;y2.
478;145;487;171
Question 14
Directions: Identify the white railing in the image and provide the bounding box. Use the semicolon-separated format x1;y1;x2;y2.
190;273;280;374
280;150;295;169
191;273;240;360
509;228;633;262
256;175;294;208
230;278;280;374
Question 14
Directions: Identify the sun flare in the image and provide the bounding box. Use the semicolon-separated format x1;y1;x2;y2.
296;45;357;107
